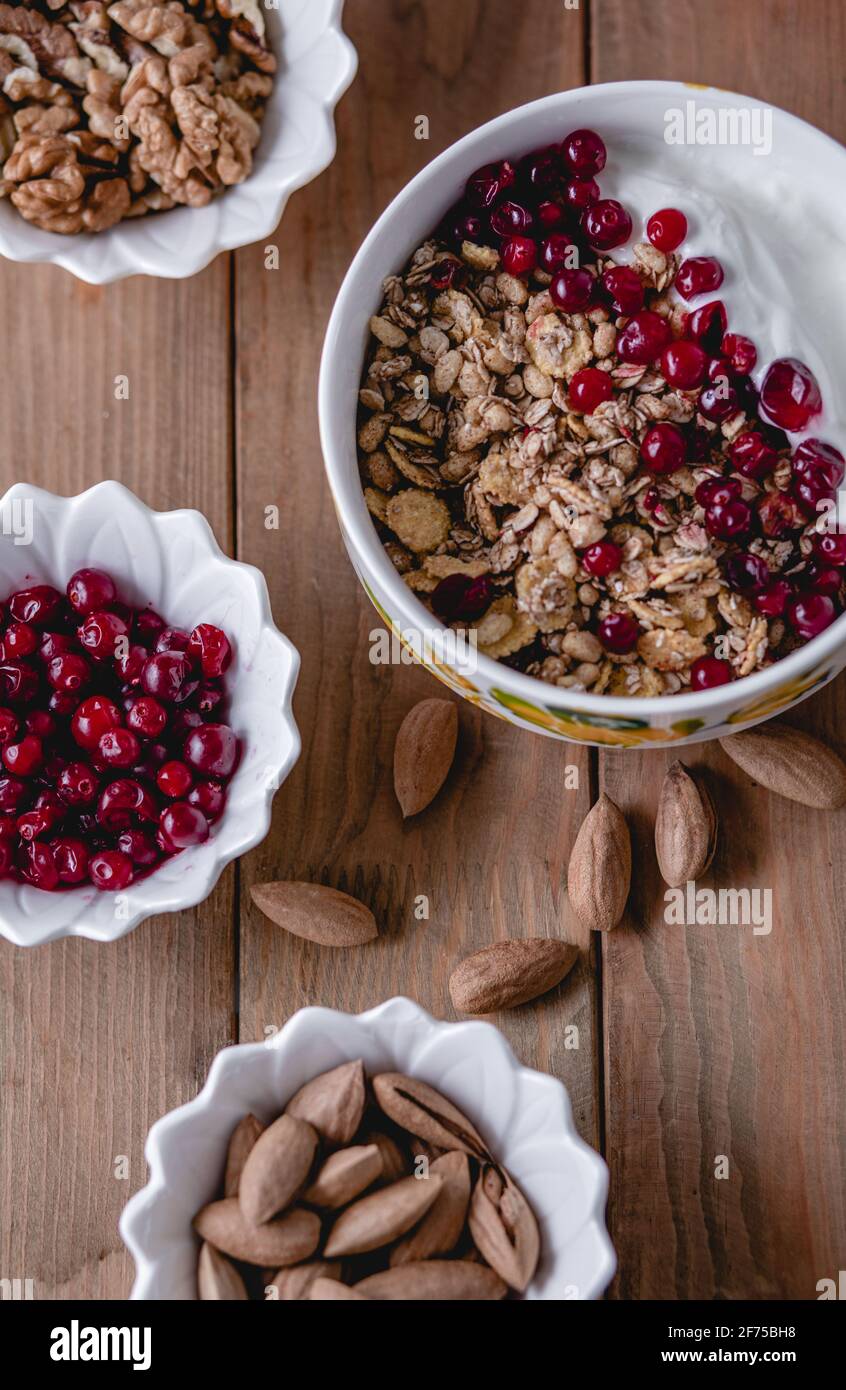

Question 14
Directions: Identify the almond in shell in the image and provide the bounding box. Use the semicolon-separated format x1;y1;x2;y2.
655;761;717;887
197;1241;248;1301
239;1114;318;1224
468;1164;540;1292
303;1144;383;1209
285;1058;366;1145
719;722;846;809
249;881;378;947
194;1198;320;1267
393;698;458;817
355;1260;507;1301
567;792;631;933
310;1278;371;1301
224;1113;264;1198
267;1261;342;1301
324;1173;443;1257
390;1150;470;1265
449;938;579;1014
372;1072;489;1160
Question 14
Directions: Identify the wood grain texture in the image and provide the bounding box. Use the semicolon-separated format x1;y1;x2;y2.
233;0;601;1144
0;262;236;1298
594;0;846;1300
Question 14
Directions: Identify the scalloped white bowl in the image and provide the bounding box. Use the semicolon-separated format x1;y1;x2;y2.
0;481;300;947
0;1;357;284
119;997;615;1300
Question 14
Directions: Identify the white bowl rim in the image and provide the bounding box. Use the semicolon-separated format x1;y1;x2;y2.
319;79;846;724
0;478;301;945
119;995;617;1301
0;1;358;284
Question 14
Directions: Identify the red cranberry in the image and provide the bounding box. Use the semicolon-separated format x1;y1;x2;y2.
184;723;239;779
26;710;55;739
66;568;117;616
19;840;59;891
705;498;752;540
698;382;740;422
8;585;64;628
117;829;159;867
721;333;757;376
0;776;26;812
754;579;791;617
447;206;484;245
154;628;190;655
115;643;147;686
17;808;59;841
78;610;129;662
71;695;122;750
126;696;167;739
536;198;566;228
159;802;209;851
730;432;778;480
431;574;493;622
157;760;193;798
96;728;141;770
47;652;91;694
792;438;845;490
4;622;37;658
617;311;671;365
169;709;203;740
97;778;158;831
0;813;15;838
569;368;613;414
815;532;846;566
430;257;464;291
89;849;135;892
490;200;534;237
695;477;742;507
518;147;561;192
685;300;727;352
561;128;606;177
550;267;593;312
0;838;13;876
787;593;836;639
0;709;19;745
133;742;169;780
52;836;90;884
188;780;226;822
34;789;64;820
193;683;224;717
134;609;166;646
49;690;78;718
676;256;724;300
563;177;599;212
726;552;769;593
0;662;39;706
759;357;822;432
538;233;575;274
690;657;732;690
583;199;632;250
466;159;515;207
39;632;75;663
601;265;644;316
598;612;640;653
646;207;687;252
501;235;537;276
582;541;622;577
641;422;686;474
57;762;100;806
660;340;707;390
801;560;841;597
142;650;193;703
3;734;43;777
757;490;805;538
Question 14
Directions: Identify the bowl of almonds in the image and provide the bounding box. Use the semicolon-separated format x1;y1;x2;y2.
320;82;846;748
119;997;615;1300
0;1;357;282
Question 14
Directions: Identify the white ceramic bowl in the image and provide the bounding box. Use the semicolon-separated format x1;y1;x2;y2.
0;481;300;947
0;1;357;284
119;997;615;1300
320;81;846;749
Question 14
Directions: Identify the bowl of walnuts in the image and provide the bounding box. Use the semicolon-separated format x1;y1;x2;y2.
0;0;357;282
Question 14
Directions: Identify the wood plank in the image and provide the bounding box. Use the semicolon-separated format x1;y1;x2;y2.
594;0;846;1299
0;260;235;1298
233;0;601;1146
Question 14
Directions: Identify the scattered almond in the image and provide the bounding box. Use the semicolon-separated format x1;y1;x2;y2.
449;938;579;1014
393;698;458;817
655;762;718;887
249;881;378;947
720;722;846;809
567;793;631;932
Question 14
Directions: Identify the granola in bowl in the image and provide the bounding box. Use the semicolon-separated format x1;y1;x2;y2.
0;0;275;233
356;130;844;698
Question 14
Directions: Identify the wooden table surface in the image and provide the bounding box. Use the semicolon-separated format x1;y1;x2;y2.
1;0;844;1301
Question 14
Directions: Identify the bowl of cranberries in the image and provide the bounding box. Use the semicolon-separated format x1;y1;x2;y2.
0;482;300;946
322;82;846;748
